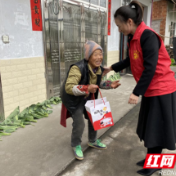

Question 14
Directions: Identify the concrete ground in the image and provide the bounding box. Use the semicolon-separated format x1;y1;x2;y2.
171;66;176;78
0;74;175;176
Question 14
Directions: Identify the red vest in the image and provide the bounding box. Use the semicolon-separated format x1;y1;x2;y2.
129;22;176;97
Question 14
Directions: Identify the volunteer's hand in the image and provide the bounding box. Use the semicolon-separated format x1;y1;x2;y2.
128;93;139;104
102;66;112;76
88;84;99;93
111;80;121;89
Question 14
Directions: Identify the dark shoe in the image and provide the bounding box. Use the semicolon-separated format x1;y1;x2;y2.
137;168;161;176
136;159;145;167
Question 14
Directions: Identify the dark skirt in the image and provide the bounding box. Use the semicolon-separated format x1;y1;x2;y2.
137;91;176;150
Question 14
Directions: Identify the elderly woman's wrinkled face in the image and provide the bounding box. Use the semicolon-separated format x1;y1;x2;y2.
88;49;103;69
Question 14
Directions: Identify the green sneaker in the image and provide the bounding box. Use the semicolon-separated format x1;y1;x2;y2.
72;145;84;160
88;139;107;150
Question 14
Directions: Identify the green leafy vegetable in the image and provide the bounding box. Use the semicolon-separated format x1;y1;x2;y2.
0;96;62;141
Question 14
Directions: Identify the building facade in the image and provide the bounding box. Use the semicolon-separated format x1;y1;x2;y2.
0;0;152;119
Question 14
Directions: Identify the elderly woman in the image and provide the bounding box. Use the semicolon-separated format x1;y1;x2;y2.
60;40;120;160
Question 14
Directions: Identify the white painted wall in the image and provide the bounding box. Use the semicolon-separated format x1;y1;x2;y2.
165;1;176;45
1;0;152;59
0;0;44;60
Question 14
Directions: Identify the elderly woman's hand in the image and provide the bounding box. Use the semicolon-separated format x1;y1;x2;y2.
128;93;139;104
88;84;99;93
111;80;121;89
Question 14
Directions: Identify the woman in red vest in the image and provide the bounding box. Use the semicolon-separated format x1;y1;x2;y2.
104;1;176;175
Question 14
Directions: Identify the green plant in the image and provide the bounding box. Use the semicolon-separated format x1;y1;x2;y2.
102;72;121;82
0;97;62;141
171;58;176;66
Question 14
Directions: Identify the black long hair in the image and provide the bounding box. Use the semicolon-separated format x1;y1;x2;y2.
114;1;144;26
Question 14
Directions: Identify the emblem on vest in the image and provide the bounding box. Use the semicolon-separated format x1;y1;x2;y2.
133;50;139;60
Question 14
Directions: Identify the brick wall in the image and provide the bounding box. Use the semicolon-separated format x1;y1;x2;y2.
152;0;168;41
0;57;47;118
